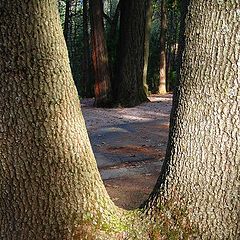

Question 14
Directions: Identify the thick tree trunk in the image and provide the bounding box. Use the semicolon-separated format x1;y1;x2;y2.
147;1;240;238
114;0;149;107
1;0;239;239
0;1;119;239
143;0;153;96
89;0;112;107
158;0;167;94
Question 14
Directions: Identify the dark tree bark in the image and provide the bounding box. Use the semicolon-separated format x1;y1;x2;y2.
158;0;168;94
89;0;112;107
114;0;149;107
82;0;90;97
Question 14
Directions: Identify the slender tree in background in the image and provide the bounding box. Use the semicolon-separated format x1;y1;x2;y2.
114;0;149;107
89;0;112;107
158;0;167;94
63;0;72;47
166;2;180;92
143;0;153;96
82;0;90;97
0;0;239;239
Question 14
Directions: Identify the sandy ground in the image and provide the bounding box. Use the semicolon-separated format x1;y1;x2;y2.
81;94;172;209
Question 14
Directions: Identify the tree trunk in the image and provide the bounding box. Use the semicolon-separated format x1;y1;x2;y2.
82;0;90;97
114;0;149;107
143;0;153;96
158;0;167;94
89;0;112;107
63;0;72;48
147;0;240;238
1;0;239;239
0;1;119;239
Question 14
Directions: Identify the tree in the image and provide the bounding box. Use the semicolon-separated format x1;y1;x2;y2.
63;0;72;47
158;0;168;94
0;1;117;239
143;0;153;96
82;0;90;97
0;0;239;239
147;0;239;238
89;0;112;107
114;0;149;107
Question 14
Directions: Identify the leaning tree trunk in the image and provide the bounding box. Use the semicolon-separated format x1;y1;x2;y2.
147;0;240;238
158;0;167;94
0;1;120;239
114;0;149;107
89;0;112;107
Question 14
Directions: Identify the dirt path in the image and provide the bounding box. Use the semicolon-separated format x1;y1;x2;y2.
81;94;172;209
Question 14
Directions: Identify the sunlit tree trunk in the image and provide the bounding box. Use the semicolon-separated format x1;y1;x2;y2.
143;0;153;96
147;1;240;238
0;1;119;239
89;0;112;107
158;0;167;94
0;0;239;239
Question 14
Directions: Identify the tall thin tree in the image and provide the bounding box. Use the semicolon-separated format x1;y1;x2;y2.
63;0;72;47
82;0;90;97
158;0;168;94
89;0;112;107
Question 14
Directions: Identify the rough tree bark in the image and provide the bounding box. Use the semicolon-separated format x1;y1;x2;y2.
89;0;112;107
147;0;240;238
0;1;120;239
0;0;239;239
114;0;149;107
158;0;168;94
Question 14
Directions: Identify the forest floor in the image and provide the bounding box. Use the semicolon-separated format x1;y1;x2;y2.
81;94;172;210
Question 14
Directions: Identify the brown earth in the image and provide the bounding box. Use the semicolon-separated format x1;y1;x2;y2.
81;94;172;210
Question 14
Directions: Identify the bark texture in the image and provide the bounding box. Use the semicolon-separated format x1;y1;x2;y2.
114;0;149;107
148;1;240;238
0;1;119;239
89;0;112;107
158;0;167;94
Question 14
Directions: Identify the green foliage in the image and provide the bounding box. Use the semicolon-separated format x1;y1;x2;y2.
58;0;181;98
